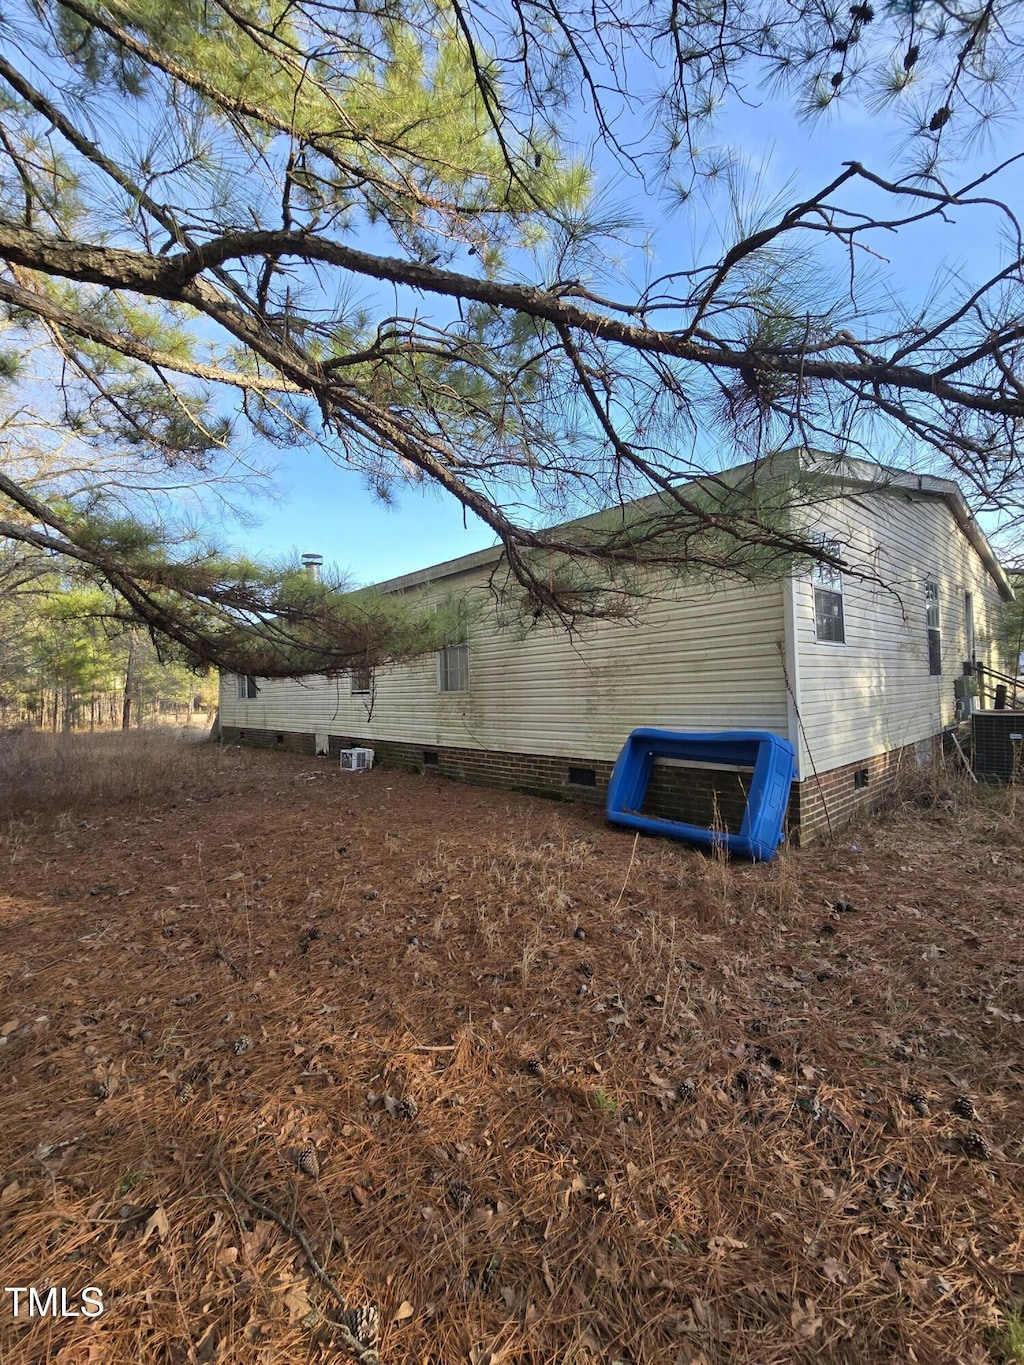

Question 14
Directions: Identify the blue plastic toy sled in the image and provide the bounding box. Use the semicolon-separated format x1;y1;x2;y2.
606;728;796;861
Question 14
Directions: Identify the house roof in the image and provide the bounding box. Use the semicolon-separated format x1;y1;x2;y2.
371;450;1015;603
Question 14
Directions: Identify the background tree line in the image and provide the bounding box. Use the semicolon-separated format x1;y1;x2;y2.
0;545;216;729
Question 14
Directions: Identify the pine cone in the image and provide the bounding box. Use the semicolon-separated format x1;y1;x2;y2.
960;1130;992;1160
336;1304;379;1348
905;1090;930;1118
177;1062;208;1103
446;1181;473;1213
297;1141;320;1178
796;1091;823;1121
233;1034;252;1056
952;1095;977;1120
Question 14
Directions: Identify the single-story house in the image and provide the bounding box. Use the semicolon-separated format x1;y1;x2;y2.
218;451;1014;841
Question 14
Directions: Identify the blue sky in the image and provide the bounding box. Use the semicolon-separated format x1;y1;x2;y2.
214;56;1024;583
241;444;496;584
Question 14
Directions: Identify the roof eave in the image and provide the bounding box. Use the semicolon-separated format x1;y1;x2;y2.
367;452;1015;603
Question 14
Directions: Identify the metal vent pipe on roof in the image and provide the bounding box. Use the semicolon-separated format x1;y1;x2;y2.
301;553;323;583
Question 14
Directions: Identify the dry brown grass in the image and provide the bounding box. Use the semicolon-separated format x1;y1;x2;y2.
0;736;1022;1364
0;727;216;821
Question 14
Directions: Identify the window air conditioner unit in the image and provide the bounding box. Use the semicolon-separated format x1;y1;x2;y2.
340;747;374;771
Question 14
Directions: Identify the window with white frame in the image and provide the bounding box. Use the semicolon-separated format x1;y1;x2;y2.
926;579;942;675
812;542;845;644
438;639;470;692
235;674;258;700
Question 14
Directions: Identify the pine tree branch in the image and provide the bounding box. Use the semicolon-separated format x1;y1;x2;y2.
0;277;298;394
1;217;1022;419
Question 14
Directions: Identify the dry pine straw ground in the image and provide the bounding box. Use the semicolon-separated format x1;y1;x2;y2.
0;739;1021;1365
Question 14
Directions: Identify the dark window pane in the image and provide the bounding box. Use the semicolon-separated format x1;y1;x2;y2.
814;588;845;643
928;628;942;675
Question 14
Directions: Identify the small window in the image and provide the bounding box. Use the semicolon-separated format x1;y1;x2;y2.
853;767;869;790
438;640;470;693
235;674;258;700
926;579;942;676
351;665;373;695
813;543;845;644
423;750;439;767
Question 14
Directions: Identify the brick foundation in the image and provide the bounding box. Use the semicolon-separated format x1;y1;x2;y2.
219;726;614;804
642;758;752;833
788;736;940;841
347;736;615;804
219;725;318;756
219;726;941;843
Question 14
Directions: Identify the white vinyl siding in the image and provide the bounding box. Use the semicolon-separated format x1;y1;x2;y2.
790;490;1002;775
219;571;790;760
